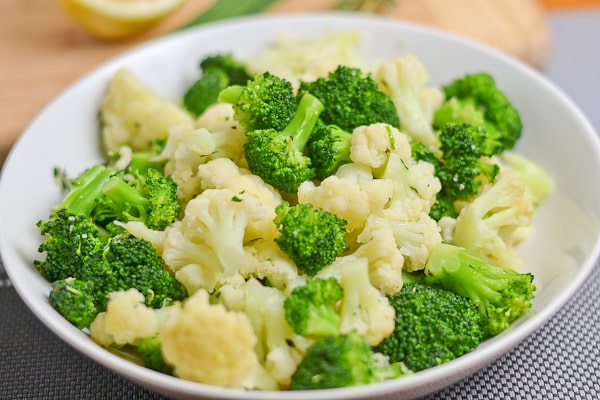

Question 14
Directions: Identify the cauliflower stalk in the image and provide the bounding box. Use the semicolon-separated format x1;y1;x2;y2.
318;256;396;346
451;169;534;269
374;54;444;148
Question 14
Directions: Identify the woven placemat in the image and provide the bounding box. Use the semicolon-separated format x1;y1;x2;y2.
1;256;598;400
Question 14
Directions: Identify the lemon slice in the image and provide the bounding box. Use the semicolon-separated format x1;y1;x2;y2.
59;0;185;41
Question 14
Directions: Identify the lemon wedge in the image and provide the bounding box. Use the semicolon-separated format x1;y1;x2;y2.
59;0;185;41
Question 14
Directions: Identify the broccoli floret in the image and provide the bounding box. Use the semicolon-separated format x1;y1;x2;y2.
219;71;296;131
243;92;324;193
183;68;229;117
283;277;344;337
48;278;98;329
274;201;346;276
199;53;250;86
35;208;106;282
424;243;536;337
290;331;411;390
433;72;522;153
413;123;500;220
298;65;400;131
103;235;188;309
183;53;251;117
136;335;174;375
54;164;114;217
127;138;168;174
95;167;181;231
308;121;353;180
375;282;484;372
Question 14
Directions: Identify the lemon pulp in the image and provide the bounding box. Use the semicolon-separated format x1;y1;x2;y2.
60;0;185;41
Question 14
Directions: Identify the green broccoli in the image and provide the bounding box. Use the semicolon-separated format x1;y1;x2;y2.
48;278;98;330
283;277;344;337
307;121;354;180
127;138;168;174
290;330;411;390
433;72;522;153
136;335;174;375
35;165;188;328
424;243;536;337
94;167;181;231
413;123;500;220
274;201;347;276
183;53;251;117
101;235;188;309
298;65;400;131
375;282;484;372
199;53;251;86
219;71;296;131
243;92;324;192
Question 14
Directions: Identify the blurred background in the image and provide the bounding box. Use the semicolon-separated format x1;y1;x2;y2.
1;0;599;165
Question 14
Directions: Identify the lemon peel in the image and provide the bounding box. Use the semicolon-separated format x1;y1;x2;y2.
59;0;185;41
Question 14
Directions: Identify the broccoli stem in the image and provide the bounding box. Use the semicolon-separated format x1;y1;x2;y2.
425;243;535;336
102;176;149;219
57;165;113;217
217;84;244;104
282;93;324;150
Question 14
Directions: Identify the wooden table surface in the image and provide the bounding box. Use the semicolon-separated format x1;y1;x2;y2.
0;0;596;164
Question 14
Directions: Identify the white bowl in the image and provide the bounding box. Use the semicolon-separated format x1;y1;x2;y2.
1;12;599;400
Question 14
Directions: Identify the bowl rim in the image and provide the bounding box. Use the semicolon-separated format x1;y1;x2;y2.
2;11;600;400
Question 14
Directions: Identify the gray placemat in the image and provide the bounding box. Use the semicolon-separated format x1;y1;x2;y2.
1;255;598;400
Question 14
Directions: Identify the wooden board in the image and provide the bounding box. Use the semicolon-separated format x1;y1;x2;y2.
0;0;553;162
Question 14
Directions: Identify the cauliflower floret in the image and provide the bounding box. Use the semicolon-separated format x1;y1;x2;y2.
197;158;282;242
159;289;260;389
239;239;305;295
451;169;534;269
100;68;194;155
89;289;162;347
159;124;216;204
195;102;248;168
243;278;310;389
374;54;444;148
350;123;412;169
378;152;442;222
358;211;442;272
246;30;365;88
161;188;266;293
353;228;405;295
317;256;395;346
298;162;394;235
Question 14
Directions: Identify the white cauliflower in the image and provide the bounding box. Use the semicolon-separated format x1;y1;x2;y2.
239;239;305;295
159;124;216;204
195;102;248;167
100;68;194;155
317;256;395;346
374;54;444;148
246;30;365;88
89;289;163;347
298;162;394;235
243;278;310;389
358;212;442;272
349;123;412;169
197;158;282;242
161;188;266;293
451;169;534;269
377;152;442;222
353;228;405;295
159;289;263;389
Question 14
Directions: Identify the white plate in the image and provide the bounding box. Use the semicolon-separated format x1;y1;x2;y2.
1;12;600;400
